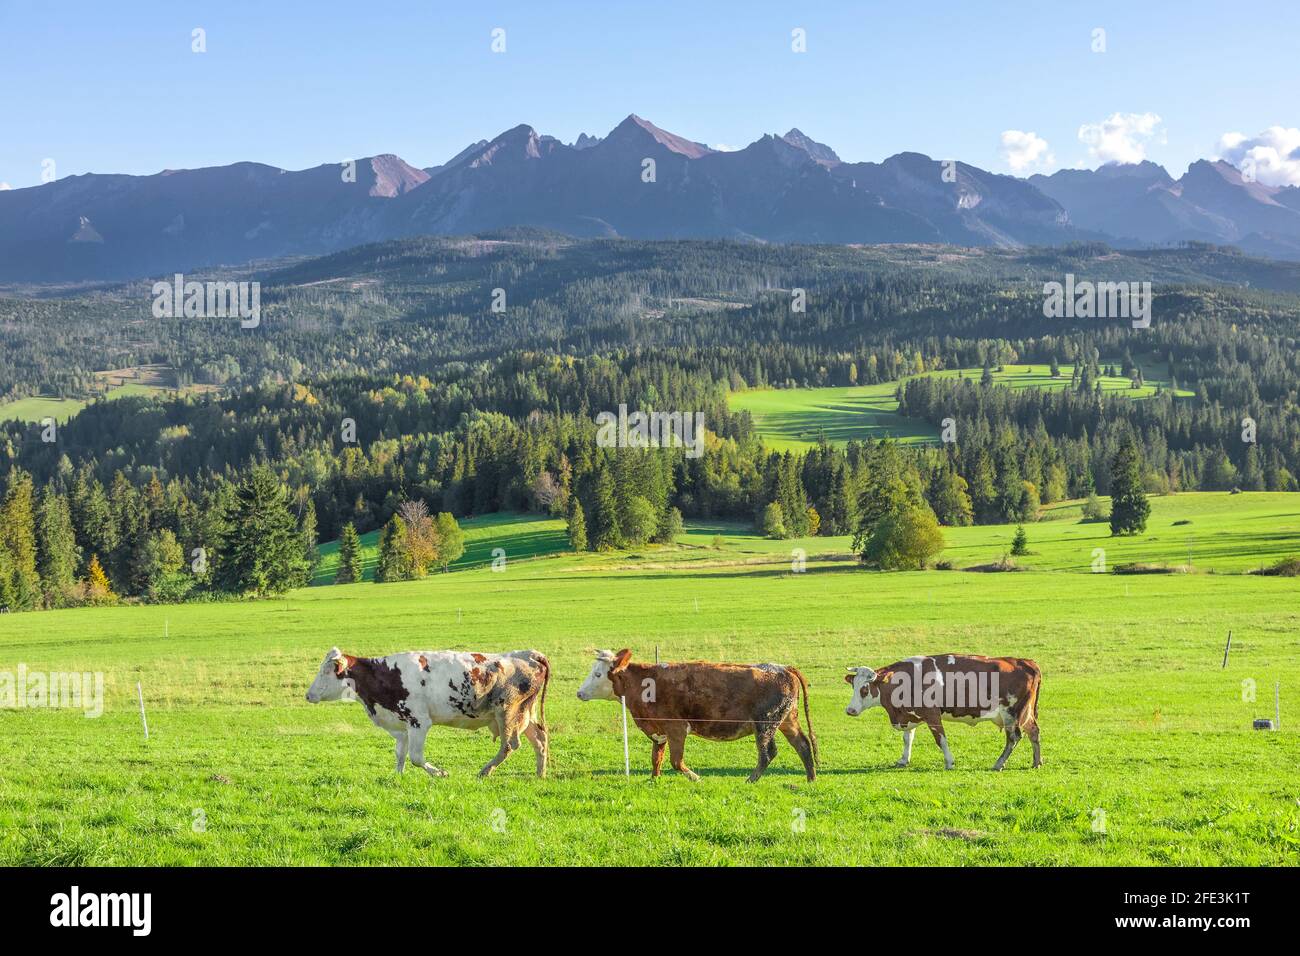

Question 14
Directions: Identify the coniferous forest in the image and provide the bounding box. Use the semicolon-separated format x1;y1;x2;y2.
2;235;1299;609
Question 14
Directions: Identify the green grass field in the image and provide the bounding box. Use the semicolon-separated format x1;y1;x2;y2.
0;382;172;425
310;512;568;585
1;493;1297;866
729;363;1192;451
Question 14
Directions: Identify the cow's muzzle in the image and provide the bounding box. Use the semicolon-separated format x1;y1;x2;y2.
845;706;860;717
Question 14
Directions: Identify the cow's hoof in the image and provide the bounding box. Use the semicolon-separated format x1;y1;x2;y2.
992;764;1005;772
1032;761;1043;769
684;771;700;782
894;760;909;768
423;765;448;778
944;764;955;771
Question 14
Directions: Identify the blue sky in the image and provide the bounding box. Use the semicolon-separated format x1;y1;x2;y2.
2;0;1298;189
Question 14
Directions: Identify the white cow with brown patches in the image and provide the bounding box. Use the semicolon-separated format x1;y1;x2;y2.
844;653;1042;771
305;647;550;778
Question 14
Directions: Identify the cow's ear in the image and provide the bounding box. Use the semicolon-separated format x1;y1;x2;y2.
843;672;855;684
334;657;350;678
611;649;632;672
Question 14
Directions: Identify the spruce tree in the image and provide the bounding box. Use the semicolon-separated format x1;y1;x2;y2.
301;499;320;577
566;497;588;551
216;467;310;596
375;515;414;582
36;485;79;606
1109;434;1151;536
1;470;41;611
335;522;363;584
591;462;621;550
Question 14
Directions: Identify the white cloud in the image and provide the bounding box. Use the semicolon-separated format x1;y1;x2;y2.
0;182;11;190
711;143;739;152
1077;112;1163;165
1000;130;1053;172
1216;126;1300;187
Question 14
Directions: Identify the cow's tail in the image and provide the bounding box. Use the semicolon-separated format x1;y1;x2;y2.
1016;659;1042;732
534;652;550;733
791;667;818;767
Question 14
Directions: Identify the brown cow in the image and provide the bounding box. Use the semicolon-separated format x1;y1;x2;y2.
577;649;817;782
844;654;1042;770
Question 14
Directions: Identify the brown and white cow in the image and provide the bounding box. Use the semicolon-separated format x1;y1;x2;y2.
305;648;550;778
844;654;1042;771
577;649;817;782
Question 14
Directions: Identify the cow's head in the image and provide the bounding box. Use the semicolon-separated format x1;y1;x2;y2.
305;647;352;703
577;648;631;701
844;666;886;716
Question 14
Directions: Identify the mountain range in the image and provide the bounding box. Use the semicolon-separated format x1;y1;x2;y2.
4;114;1300;282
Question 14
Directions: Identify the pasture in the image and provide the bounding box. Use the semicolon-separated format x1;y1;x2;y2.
728;362;1191;451
1;493;1297;866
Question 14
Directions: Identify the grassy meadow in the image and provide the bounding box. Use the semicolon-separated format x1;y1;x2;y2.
1;492;1297;866
729;362;1191;451
310;512;568;584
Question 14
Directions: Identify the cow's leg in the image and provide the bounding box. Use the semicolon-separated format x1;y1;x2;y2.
993;725;1021;771
479;710;519;778
895;726;916;767
523;719;548;778
406;724;448;778
650;735;667;777
779;709;816;782
667;728;699;781
1027;722;1042;768
389;729;409;773
748;721;778;783
925;717;955;769
780;723;811;785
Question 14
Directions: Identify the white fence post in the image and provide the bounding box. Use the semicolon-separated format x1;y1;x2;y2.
137;681;149;741
620;695;630;777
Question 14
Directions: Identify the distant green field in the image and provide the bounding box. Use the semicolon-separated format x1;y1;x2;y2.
1;491;1297;866
0;382;171;425
729;363;1192;451
0;396;87;425
669;492;1300;576
311;512;568;585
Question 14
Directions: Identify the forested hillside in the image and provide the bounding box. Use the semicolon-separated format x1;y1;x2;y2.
2;236;1299;609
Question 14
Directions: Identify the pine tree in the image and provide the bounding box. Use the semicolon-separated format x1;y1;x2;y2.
216;467;310;596
375;515;414;582
36;485;79;606
1011;525;1029;556
301;499;321;576
1109;434;1151;536
335;522;363;584
0;470;41;611
826;462;854;536
854;440;912;547
590;461;621;551
777;453;809;536
567;497;588;551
